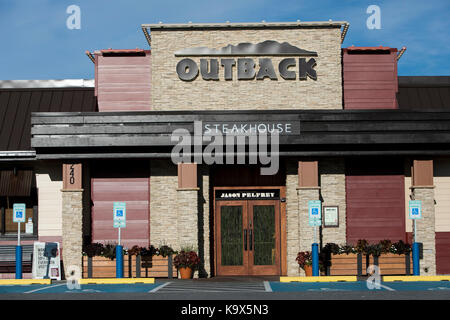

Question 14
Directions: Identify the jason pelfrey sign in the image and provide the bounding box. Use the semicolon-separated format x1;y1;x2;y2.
175;40;318;81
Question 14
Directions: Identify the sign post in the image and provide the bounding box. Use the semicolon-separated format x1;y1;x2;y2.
113;202;126;278
13;203;26;279
308;200;322;277
409;200;422;276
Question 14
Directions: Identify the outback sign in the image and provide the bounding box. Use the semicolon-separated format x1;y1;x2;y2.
175;40;318;81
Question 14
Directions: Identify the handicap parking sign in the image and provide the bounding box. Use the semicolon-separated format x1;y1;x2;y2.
409;200;422;220
113;202;126;228
13;203;26;223
308;200;322;227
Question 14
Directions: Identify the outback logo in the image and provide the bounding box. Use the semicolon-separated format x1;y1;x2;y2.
175;40;318;81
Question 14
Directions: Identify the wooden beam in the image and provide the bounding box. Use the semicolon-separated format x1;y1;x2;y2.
298;161;319;188
63;163;82;190
412;160;433;187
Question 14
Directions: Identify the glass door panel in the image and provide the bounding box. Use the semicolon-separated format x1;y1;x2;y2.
220;205;243;266
252;205;276;266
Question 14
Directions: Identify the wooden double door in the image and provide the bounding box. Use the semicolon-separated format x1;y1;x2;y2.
215;199;281;276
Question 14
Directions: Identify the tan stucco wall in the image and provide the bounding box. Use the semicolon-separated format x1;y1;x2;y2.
150;27;342;110
35;163;63;238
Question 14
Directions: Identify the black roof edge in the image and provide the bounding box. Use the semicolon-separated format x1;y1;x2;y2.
399;76;450;87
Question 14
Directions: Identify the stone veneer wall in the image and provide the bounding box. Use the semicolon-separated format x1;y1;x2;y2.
61;189;83;276
411;187;436;275
200;166;211;277
150;27;342;111
319;158;346;245
150;160;210;277
286;160;300;276
149;160;179;248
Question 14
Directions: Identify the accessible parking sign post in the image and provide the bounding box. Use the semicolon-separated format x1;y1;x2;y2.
308;200;321;277
113;202;126;278
13;203;26;279
409;200;422;276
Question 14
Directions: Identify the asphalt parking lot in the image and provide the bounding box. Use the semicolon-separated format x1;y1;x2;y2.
0;279;450;300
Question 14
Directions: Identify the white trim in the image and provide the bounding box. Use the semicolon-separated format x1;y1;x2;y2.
0;79;94;89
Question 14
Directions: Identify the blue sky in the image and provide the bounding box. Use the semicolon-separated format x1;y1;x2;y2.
0;0;449;79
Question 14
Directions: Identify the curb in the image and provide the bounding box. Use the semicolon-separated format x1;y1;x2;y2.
280;276;357;283
79;278;155;284
0;279;52;285
383;275;450;282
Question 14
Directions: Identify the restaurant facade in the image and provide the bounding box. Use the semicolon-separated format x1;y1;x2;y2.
1;21;450;278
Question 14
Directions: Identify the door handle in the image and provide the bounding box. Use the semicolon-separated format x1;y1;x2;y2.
244;229;247;251
249;229;253;251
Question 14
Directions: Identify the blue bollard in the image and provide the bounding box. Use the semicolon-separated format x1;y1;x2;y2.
116;245;123;278
15;245;22;279
312;243;319;277
412;242;420;276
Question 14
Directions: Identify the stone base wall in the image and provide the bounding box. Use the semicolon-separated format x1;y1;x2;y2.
412;187;436;275
149;160;179;248
319;158;346;245
61;189;83;277
286;161;300;276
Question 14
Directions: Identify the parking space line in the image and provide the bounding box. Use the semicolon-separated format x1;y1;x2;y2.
24;283;67;294
263;281;272;292
149;281;172;293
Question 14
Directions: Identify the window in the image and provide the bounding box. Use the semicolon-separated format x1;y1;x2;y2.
0;169;38;238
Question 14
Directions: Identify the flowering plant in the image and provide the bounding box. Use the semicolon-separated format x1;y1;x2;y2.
296;251;313;269
173;250;201;269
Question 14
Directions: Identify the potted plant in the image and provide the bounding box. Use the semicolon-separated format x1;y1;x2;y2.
173;250;200;279
296;251;313;276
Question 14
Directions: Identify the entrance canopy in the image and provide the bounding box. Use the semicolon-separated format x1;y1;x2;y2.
31;109;450;159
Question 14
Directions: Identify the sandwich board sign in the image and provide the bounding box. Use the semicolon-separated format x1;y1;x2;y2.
13;203;26;223
308;200;322;227
32;242;61;280
409;200;422;220
113;202;126;228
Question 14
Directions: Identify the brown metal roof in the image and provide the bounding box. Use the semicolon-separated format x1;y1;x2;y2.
0;169;33;196
0;87;97;151
398;76;450;110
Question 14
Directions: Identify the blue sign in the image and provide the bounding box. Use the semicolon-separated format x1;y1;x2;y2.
13;203;26;223
113;202;126;228
308;200;322;227
409;200;422;220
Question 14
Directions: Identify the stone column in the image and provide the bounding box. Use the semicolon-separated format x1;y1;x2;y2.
286;162;300;276
61;189;83;277
411;186;436;275
286;160;320;276
176;189;199;249
176;163;200;277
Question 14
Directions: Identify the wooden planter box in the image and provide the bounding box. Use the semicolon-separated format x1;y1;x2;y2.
369;253;412;275
82;256;129;278
82;255;177;278
139;255;177;278
329;253;367;276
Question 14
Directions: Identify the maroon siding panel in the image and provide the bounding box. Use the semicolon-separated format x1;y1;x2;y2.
91;177;150;248
343;50;398;110
346;174;406;244
436;232;450;275
96;53;151;112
